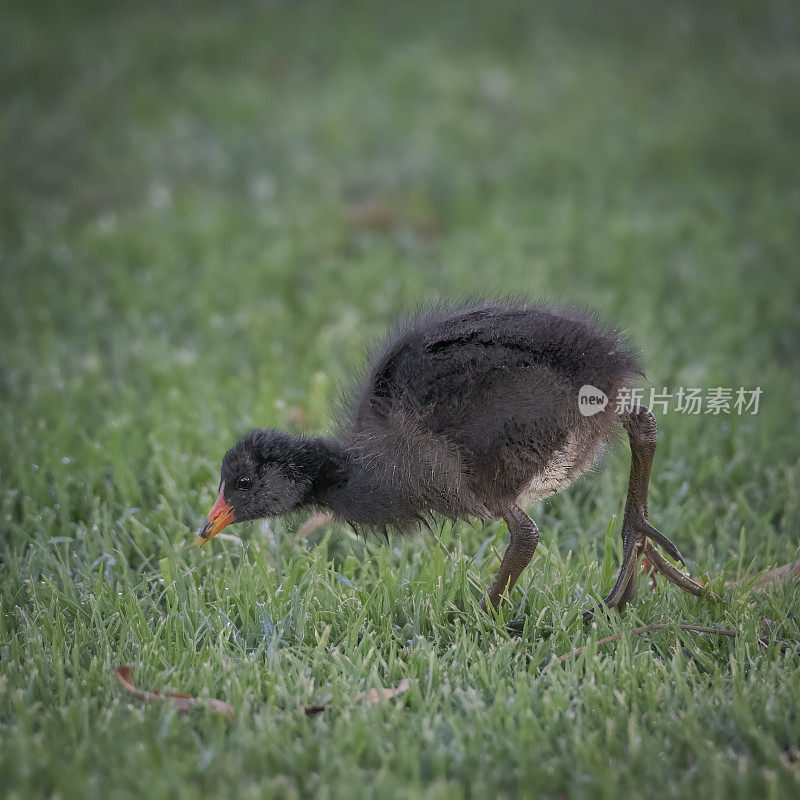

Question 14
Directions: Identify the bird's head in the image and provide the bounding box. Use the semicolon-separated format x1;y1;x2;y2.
197;429;316;545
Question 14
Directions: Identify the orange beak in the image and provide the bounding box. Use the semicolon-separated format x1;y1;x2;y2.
197;490;235;546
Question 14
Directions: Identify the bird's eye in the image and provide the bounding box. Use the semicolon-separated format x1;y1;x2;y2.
236;476;252;491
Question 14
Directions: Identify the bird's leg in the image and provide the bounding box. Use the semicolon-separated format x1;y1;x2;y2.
481;506;539;613
608;405;659;611
584;405;704;624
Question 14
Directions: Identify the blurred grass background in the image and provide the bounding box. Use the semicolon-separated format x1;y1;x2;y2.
1;1;799;798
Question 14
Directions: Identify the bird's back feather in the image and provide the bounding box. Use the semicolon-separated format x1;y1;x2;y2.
331;301;641;528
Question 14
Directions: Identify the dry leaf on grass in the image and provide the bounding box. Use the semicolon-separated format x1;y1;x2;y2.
640;557;657;591
115;666;235;719
303;678;411;716
725;560;800;591
297;511;334;538
345;199;440;240
356;679;411;705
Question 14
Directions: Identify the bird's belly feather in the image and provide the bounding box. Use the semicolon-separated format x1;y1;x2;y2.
517;432;605;506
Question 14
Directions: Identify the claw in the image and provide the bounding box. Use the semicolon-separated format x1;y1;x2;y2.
640;522;686;566
582;605;616;625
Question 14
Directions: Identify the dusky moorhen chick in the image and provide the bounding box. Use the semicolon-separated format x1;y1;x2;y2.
198;301;705;617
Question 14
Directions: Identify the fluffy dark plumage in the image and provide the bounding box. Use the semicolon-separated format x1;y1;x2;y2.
215;300;642;532
203;300;711;620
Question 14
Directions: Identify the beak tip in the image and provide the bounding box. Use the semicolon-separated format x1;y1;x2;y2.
196;491;235;546
197;521;214;546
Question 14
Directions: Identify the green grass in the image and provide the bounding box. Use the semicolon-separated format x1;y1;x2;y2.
2;1;800;798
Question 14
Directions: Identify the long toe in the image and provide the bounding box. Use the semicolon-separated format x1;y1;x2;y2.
583;533;643;623
602;538;642;608
643;542;707;598
640;522;686;566
619;563;641;607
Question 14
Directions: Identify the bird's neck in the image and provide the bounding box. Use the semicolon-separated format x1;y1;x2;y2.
302;438;351;508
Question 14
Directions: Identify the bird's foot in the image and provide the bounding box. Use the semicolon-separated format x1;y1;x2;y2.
582;516;717;625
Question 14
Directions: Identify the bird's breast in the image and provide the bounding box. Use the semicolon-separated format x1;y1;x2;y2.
517;432;605;506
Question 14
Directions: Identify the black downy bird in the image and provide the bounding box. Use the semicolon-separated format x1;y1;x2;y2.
198;301;706;618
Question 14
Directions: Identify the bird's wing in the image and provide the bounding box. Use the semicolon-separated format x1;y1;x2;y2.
364;337;418;416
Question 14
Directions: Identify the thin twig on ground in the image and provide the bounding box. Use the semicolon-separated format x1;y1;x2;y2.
542;623;792;675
